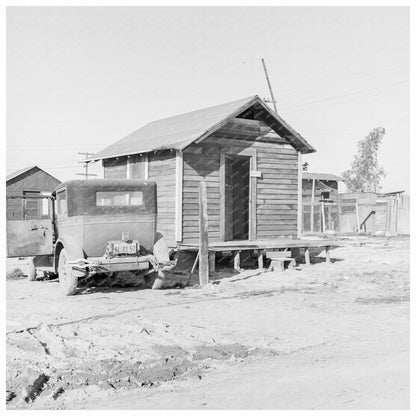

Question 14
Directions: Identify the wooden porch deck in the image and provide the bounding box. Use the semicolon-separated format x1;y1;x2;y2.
179;238;341;272
179;238;339;252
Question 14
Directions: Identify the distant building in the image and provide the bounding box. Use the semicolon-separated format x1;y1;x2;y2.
6;165;61;220
302;172;344;233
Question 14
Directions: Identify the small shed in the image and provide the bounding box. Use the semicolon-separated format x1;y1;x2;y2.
89;96;316;247
302;172;344;233
6;165;61;220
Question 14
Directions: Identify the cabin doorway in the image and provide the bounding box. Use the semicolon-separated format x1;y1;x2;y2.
224;155;251;241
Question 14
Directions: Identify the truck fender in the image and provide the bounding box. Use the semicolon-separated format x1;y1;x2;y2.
153;232;170;263
53;236;85;273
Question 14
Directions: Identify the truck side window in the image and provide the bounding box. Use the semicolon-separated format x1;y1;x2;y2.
96;191;144;207
56;190;68;216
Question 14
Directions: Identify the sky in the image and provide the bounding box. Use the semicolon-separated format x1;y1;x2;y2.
6;6;410;192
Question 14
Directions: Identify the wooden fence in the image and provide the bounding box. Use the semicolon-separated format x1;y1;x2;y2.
302;192;409;236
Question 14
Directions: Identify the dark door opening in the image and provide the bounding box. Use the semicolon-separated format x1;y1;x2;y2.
224;155;250;241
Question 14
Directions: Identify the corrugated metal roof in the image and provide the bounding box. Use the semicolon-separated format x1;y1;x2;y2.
303;172;345;182
88;95;316;161
6;165;38;182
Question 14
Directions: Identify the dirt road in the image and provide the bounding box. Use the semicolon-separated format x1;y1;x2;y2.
6;237;409;410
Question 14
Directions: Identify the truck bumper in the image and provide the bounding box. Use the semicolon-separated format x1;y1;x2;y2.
69;254;156;275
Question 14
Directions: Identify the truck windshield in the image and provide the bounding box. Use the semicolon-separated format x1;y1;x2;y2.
96;191;144;207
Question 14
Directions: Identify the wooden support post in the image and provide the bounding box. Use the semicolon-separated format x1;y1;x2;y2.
304;247;310;265
191;252;199;274
385;199;391;236
355;201;360;234
234;251;241;271
297;151;303;238
175;150;183;243
199;181;209;287
325;246;331;264
310;177;315;232
257;252;264;270
321;201;326;234
144;153;149;180
208;251;215;273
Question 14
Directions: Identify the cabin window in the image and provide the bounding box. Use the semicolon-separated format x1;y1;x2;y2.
41;192;51;217
321;191;330;200
23;191;40;218
96;191;144;207
56;190;68;216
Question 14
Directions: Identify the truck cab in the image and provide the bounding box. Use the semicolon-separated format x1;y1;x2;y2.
7;179;175;295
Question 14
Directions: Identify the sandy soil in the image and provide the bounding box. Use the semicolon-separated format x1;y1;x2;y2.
6;236;409;410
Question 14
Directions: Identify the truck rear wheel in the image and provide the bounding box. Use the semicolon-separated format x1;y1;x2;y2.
58;249;78;296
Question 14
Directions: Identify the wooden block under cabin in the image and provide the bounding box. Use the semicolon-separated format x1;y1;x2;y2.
266;250;291;259
267;257;296;272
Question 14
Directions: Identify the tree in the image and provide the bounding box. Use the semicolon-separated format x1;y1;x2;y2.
343;127;386;192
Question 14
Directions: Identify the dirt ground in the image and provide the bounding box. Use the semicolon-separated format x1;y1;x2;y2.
6;236;410;410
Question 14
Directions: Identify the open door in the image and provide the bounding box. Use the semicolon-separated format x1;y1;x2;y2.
6;195;54;257
224;155;251;241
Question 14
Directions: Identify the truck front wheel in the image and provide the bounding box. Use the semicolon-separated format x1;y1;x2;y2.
58;249;78;296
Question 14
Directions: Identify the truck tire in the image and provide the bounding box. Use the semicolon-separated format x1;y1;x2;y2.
58;249;78;296
27;257;37;281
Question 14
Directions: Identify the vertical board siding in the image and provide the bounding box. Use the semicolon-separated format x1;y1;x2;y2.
256;142;298;238
102;152;176;246
148;151;177;246
182;137;298;244
182;146;220;244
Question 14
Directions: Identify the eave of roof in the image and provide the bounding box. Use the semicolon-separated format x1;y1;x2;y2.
6;165;38;182
303;172;345;182
6;165;61;184
88;95;316;162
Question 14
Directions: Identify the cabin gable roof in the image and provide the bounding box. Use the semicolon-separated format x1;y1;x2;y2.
6;165;61;185
89;95;316;162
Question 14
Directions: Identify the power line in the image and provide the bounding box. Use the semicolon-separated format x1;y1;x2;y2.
77;152;97;180
280;80;408;111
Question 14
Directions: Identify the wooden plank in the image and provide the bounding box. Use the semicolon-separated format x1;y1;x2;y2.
310;177;315;232
257;252;264;269
199;181;209;286
250;148;257;241
258;162;298;169
209;251;216;272
304;247;310;265
297;151;302;238
219;149;226;241
175;150;183;242
233;250;241;271
257;199;297;205
256;192;297;199
180;238;340;250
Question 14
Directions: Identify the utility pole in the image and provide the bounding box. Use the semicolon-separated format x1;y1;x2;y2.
77;152;97;180
261;58;278;113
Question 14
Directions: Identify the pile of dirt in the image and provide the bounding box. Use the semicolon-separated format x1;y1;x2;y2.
6;336;275;409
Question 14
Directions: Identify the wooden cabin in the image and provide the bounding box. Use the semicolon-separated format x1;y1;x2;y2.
6;165;61;220
89;96;316;247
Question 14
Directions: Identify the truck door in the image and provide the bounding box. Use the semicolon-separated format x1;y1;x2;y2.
6;195;54;257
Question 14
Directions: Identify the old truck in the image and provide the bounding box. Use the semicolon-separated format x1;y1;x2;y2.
6;179;176;295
